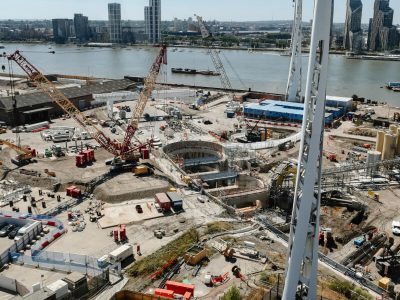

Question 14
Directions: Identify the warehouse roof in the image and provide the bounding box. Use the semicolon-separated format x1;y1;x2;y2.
0;79;134;111
245;100;304;115
245;100;338;115
244;100;335;122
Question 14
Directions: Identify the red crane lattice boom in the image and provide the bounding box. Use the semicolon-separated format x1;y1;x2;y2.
8;46;167;159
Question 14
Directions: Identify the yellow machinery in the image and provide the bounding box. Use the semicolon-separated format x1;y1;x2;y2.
0;139;36;166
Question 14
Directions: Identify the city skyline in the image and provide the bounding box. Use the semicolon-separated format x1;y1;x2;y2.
0;0;400;24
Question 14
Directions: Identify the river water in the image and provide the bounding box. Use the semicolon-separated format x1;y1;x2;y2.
1;43;399;105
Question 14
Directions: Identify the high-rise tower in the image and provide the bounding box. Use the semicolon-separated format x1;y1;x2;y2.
52;19;73;44
344;0;363;52
74;14;90;43
108;3;122;44
145;0;161;44
369;0;398;51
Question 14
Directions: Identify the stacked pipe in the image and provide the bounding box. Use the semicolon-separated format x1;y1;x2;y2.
342;232;387;267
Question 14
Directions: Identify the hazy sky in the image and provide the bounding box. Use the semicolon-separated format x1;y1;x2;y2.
0;0;399;24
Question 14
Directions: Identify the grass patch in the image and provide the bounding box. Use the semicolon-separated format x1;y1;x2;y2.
128;229;199;277
246;288;265;300
221;286;241;300
329;279;372;300
206;221;234;235
259;272;280;285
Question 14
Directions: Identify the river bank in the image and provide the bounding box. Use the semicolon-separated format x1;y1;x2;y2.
0;42;398;105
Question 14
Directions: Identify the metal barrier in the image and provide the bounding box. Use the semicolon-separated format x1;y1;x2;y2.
12;250;106;276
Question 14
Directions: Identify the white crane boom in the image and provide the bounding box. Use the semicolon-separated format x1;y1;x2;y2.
195;15;233;93
282;0;333;299
286;0;303;103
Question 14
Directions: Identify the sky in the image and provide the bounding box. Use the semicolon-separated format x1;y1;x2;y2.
0;0;399;24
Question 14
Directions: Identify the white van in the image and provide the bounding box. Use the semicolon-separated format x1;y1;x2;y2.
14;221;40;241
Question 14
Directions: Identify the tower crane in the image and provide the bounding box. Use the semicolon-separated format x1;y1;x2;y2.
7;46;167;164
286;0;303;103
195;15;234;98
282;0;332;299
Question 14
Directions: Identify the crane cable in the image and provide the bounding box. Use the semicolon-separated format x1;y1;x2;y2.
220;51;247;90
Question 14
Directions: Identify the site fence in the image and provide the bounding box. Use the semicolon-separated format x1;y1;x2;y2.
12;250;108;276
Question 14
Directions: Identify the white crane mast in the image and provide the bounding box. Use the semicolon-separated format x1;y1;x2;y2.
286;0;303;103
282;0;333;299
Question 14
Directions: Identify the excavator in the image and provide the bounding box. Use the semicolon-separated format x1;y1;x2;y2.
0;139;36;166
7;46;167;170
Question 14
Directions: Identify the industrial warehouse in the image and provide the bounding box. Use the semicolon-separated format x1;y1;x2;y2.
244;97;352;125
0;1;400;300
0;78;135;125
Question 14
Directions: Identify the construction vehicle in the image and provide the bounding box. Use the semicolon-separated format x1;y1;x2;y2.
223;245;235;259
232;265;246;281
51;145;65;157
323;151;337;162
204;271;229;286
7;46;167;169
368;190;380;201
133;165;152;176
0;139;36;166
44;148;53;158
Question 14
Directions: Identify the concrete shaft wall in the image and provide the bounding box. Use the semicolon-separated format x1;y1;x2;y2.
163;141;224;160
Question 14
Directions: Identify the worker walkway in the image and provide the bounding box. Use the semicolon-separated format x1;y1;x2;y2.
183;156;222;167
200;171;238;183
226;131;302;150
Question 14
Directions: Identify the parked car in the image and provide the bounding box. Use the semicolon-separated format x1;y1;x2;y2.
0;223;8;230
135;204;143;214
0;224;15;237
8;227;19;239
392;221;400;235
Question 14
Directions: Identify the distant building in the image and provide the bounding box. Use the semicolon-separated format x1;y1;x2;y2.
52;19;73;44
368;0;398;51
108;3;122;43
144;0;161;44
367;18;373;50
330;0;335;48
122;26;136;44
74;14;90;43
344;0;363;53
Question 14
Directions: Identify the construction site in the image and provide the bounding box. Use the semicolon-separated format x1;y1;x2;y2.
0;2;400;300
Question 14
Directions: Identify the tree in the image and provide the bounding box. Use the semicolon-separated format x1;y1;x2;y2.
222;286;241;300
